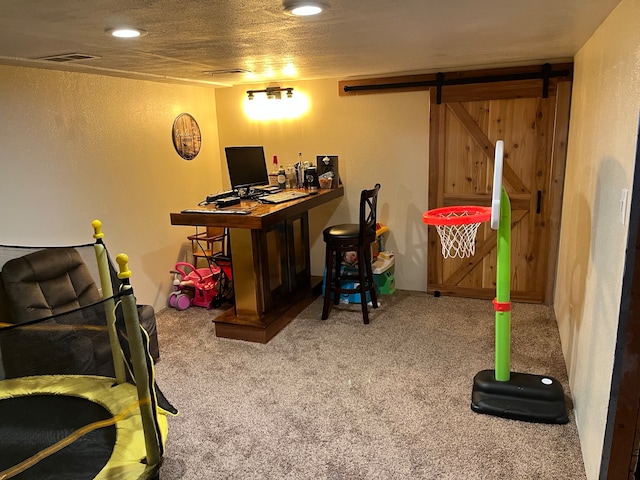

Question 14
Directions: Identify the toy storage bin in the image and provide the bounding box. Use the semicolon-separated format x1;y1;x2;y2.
322;265;374;304
374;266;395;294
373;255;395;295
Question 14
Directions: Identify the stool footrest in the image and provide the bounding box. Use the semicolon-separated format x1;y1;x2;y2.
336;272;374;282
327;284;375;295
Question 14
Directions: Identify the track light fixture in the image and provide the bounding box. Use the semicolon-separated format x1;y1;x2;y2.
246;87;294;100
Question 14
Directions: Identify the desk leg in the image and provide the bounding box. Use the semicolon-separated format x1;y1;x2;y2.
214;215;316;342
228;228;261;319
286;213;310;291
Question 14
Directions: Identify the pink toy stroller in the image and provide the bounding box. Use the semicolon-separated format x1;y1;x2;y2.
169;262;228;310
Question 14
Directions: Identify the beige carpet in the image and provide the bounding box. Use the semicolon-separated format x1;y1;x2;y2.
154;291;585;479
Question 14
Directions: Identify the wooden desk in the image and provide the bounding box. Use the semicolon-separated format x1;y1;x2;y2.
170;187;343;343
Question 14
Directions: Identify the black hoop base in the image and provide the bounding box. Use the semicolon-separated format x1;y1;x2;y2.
471;369;569;424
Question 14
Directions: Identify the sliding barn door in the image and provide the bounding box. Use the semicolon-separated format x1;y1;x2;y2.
428;79;571;303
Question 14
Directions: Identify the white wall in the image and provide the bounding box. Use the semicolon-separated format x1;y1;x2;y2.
0;65;222;311
554;0;640;477
215;79;430;291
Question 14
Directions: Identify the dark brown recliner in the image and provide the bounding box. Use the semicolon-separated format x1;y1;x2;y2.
0;248;159;378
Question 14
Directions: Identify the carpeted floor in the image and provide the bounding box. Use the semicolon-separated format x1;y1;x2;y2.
154;290;586;480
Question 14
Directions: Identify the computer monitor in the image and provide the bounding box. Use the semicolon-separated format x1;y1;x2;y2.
224;146;270;190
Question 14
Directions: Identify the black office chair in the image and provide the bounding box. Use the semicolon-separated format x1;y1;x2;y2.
322;183;381;324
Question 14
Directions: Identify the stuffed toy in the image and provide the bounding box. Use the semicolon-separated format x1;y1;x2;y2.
342;251;358;266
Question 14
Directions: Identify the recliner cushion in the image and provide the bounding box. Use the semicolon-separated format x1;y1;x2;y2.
1;248;101;323
0;278;14;324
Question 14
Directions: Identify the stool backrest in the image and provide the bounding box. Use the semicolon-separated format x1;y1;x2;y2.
360;184;381;245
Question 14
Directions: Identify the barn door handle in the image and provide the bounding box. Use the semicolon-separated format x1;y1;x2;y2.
536;191;542;214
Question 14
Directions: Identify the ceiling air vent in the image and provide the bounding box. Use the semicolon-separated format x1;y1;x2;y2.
202;69;252;75
37;53;101;63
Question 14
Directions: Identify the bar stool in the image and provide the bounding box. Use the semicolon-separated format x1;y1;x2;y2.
322;184;380;324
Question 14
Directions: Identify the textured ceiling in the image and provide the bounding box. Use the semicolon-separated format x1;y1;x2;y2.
0;0;621;88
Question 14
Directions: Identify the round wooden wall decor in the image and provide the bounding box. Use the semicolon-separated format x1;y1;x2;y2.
172;113;201;160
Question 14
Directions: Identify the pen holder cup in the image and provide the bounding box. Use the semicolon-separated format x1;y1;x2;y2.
319;178;332;189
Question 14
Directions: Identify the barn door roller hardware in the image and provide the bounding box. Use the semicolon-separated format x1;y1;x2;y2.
341;63;571;103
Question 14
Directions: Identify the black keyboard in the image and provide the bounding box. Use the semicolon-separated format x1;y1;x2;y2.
206;190;236;203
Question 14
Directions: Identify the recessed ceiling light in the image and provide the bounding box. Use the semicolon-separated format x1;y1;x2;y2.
106;28;148;38
283;1;328;16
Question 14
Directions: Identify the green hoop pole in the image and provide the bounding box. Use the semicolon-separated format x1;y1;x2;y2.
494;188;511;381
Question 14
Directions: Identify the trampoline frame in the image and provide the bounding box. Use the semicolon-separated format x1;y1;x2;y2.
0;220;174;479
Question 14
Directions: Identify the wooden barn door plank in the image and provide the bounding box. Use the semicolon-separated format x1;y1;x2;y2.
427;77;571;303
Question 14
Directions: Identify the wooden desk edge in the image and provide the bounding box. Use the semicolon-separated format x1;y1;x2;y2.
170;186;344;229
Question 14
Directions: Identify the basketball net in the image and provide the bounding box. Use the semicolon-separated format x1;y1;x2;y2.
434;215;483;259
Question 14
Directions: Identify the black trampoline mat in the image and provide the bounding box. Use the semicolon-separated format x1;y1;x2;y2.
0;394;117;480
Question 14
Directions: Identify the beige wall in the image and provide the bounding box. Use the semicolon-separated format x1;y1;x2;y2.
0;65;222;311
554;0;640;477
215;79;430;291
5;10;640;471
0;67;430;311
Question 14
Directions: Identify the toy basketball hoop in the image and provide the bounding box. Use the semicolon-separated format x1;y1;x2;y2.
422;206;491;258
423;141;504;259
422;140;568;423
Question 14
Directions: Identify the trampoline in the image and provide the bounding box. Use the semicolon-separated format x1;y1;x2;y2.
0;221;177;479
